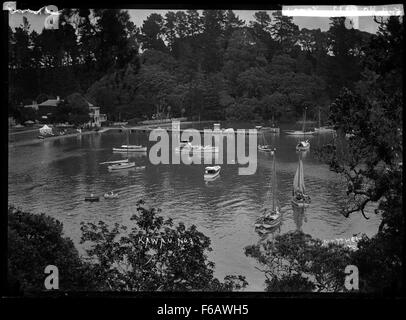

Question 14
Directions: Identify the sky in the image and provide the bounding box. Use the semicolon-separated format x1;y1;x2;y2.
8;8;386;34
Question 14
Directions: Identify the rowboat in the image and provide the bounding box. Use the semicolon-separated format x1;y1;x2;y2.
104;191;119;199
204;165;221;180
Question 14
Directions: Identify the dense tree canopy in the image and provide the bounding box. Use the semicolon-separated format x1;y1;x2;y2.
9;9;373;123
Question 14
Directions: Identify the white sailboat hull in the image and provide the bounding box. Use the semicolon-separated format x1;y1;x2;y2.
108;162;136;170
285;130;315;136
99;159;129;165
113;147;147;152
315;127;335;133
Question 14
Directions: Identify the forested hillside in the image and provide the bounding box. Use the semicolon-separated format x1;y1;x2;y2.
9;9;371;122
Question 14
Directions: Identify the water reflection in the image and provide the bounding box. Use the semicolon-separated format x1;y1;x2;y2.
292;205;307;231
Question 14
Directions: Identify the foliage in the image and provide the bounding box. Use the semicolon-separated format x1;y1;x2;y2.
316;16;403;292
51;93;91;125
9;9;374;122
245;231;353;292
7;206;96;294
80;200;247;291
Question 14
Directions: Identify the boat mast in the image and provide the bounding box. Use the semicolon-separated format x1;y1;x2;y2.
272;151;276;211
302;107;306;133
298;152;301;194
127;128;129;159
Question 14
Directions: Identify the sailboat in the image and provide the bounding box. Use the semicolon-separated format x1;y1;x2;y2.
108;129;135;170
296;107;311;151
291;152;311;207
255;149;282;230
112;127;147;152
314;107;335;133
258;130;272;152
261;114;280;133
285;107;315;136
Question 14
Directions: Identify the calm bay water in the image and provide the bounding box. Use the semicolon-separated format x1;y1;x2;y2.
8;122;381;291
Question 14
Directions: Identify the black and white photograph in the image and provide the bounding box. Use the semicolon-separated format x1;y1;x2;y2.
4;1;404;302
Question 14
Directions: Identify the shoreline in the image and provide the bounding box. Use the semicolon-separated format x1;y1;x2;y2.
8;130;98;148
8;121;212;147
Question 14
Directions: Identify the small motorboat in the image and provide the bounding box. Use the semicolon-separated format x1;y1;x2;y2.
204;165;221;180
104;191;119;199
108;162;136;170
258;145;272;152
85;194;99;202
296;140;310;151
38;135;45;139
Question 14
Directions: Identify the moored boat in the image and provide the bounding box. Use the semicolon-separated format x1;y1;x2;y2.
113;145;147;152
258;130;273;152
296;140;310;151
108;162;136;170
99;159;129;165
258;145;272;152
204;165;221;180
104;191;119;199
285;130;315;136
314;108;335;133
255;149;282;231
291;152;311;208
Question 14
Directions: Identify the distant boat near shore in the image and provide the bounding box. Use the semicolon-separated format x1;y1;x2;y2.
285;130;315;136
112;145;147;152
314;108;336;133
